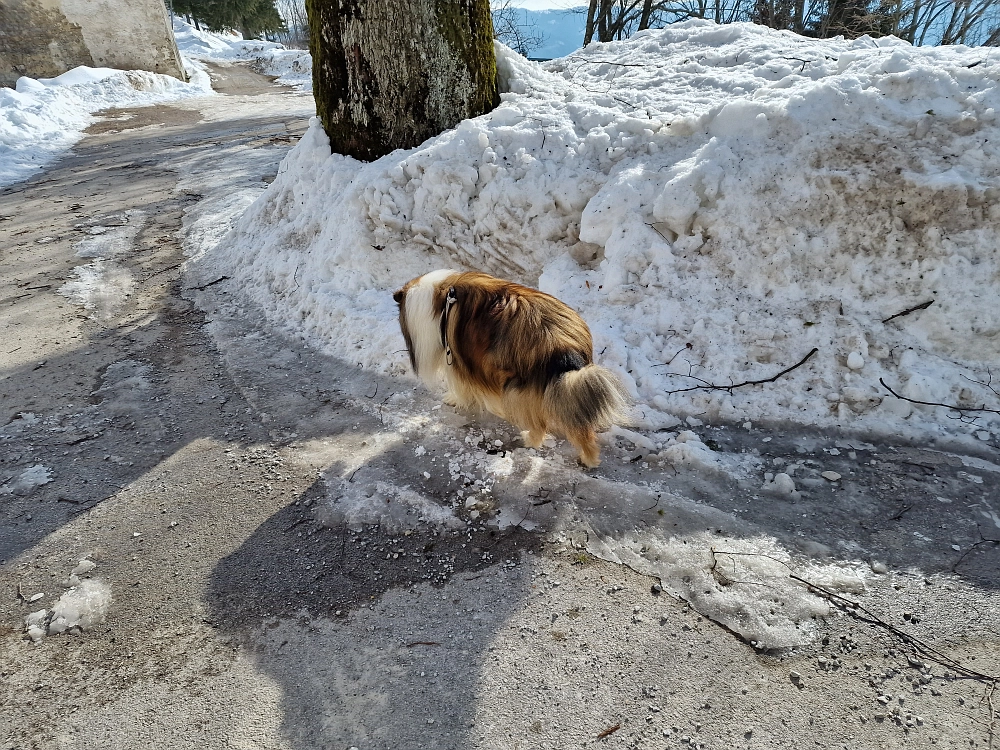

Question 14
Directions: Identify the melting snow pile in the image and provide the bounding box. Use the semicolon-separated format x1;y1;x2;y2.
0;64;211;188
58;209;149;318
24;560;112;643
197;20;1000;445
172;19;312;91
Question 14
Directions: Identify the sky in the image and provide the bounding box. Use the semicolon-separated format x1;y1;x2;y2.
501;0;586;8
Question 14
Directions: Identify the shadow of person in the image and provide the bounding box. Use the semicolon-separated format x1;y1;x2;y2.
206;462;543;749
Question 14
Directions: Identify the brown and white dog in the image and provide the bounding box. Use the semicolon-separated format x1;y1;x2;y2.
393;269;629;467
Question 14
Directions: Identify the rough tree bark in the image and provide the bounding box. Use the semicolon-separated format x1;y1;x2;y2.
305;0;499;161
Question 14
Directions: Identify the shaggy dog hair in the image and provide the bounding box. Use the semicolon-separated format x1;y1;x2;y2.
393;269;629;467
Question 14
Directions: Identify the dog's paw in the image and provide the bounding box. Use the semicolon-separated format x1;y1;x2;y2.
521;429;545;449
442;391;462;407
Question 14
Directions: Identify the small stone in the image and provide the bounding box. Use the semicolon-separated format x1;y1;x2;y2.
789;670;802;683
821;471;841;481
29;592;44;603
847;352;865;370
870;560;888;574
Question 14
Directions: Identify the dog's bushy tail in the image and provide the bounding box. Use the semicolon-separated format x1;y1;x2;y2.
544;365;630;433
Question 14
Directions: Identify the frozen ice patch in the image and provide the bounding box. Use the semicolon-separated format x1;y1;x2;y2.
1;464;52;496
319;478;462;532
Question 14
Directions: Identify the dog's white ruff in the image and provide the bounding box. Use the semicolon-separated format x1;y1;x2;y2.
404;269;454;389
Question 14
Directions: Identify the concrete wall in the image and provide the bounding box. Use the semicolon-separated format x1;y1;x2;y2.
0;0;186;88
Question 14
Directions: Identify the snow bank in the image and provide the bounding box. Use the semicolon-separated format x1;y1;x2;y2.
0;64;211;188
198;21;1000;443
172;19;312;91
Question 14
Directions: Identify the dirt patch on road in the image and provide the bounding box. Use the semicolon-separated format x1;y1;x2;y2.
84;105;203;134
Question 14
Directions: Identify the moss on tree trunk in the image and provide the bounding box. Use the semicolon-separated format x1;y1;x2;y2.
305;0;499;161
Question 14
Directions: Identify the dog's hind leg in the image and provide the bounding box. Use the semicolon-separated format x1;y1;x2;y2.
521;427;546;449
566;427;601;468
503;389;547;448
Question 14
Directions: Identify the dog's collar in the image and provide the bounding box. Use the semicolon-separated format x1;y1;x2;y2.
440;286;457;366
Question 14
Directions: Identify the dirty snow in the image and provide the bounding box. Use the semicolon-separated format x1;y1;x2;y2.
172;19;312;91
58;210;148;318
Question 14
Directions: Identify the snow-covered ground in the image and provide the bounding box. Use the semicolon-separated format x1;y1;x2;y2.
194;20;1000;450
172;18;313;91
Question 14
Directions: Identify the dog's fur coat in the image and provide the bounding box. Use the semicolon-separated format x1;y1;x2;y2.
393;270;628;467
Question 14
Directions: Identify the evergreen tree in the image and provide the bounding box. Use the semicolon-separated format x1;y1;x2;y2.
176;0;286;38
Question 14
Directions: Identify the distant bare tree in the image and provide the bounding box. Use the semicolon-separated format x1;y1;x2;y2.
492;0;547;57
884;0;1000;45
576;0;1000;45
582;0;667;44
273;0;309;47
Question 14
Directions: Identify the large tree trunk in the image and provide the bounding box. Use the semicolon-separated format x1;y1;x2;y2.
306;0;499;161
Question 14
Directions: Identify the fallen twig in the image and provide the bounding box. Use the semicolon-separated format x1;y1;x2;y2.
888;504;911;521
64;432;103;446
952;526;1000;573
987;681;998;750
790;574;1000;683
652;343;692;369
964;369;999;401
882;299;933;324
596;724;621;739
405;641;440;647
190;276;230;291
879;378;1000;417
143;262;183;282
665;348;818;395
